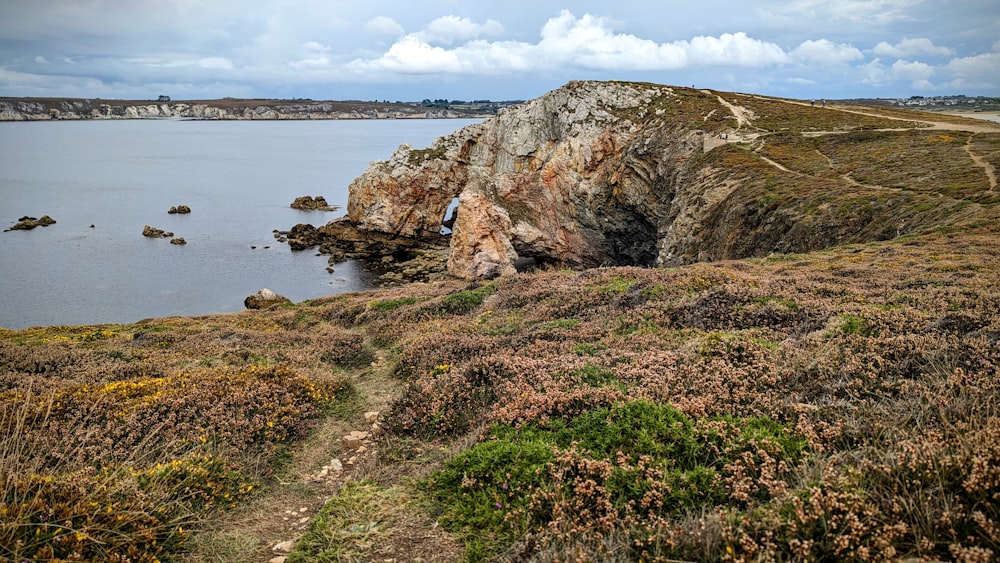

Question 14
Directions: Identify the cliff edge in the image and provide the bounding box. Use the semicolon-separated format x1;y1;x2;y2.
342;80;1000;279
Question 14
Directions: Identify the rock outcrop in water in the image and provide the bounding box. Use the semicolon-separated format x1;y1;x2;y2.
5;215;56;231
334;80;998;279
290;196;338;211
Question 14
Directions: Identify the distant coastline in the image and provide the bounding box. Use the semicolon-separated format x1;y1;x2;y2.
0;97;515;121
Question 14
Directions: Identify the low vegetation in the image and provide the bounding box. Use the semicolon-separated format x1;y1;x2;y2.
2;87;1000;561
3;226;997;561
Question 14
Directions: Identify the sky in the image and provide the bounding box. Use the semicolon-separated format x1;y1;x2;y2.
0;0;998;102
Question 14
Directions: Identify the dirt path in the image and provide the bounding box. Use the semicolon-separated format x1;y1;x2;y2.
181;347;461;562
781;98;1000;134
965;134;998;191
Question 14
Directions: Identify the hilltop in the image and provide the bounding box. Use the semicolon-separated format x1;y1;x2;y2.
1;81;999;562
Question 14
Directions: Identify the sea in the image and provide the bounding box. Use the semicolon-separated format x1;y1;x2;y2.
0;118;481;330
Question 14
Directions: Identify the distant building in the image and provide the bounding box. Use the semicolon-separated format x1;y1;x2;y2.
157;95;171;102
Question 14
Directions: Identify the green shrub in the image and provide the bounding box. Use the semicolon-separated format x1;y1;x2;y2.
440;284;495;315
426;400;807;560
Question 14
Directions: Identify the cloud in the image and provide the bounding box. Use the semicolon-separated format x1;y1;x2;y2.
771;0;920;26
350;11;789;75
945;51;1000;86
872;37;955;58
365;16;404;36
417;15;504;44
860;58;891;86
891;59;934;81
790;39;863;64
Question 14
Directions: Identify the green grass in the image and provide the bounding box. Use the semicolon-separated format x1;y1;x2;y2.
288;480;410;562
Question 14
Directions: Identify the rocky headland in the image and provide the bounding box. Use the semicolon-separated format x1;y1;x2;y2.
287;80;1000;283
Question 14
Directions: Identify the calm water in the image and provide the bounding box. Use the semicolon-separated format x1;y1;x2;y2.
0;118;480;329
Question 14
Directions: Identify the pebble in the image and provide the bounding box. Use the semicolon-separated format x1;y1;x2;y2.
273;540;295;553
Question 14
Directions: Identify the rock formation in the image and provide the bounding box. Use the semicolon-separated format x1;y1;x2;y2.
244;288;291;310
331;80;997;279
5;215;56;231
142;225;173;238
290;196;338;211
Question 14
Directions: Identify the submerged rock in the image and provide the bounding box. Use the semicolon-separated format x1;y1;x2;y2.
169;237;186;245
5;215;56;231
244;288;291;310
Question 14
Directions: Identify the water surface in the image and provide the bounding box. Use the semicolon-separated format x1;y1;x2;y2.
0;118;480;329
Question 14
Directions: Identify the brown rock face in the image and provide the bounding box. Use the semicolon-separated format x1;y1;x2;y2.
346;81;699;279
339;79;992;279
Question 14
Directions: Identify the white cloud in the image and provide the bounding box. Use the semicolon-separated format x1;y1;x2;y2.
791;39;863;64
768;0;920;26
350;11;788;75
198;57;233;70
417;15;504;44
891;59;934;81
357;35;464;73
365;16;404;36
860;58;891;86
945;51;1000;85
872;37;955;58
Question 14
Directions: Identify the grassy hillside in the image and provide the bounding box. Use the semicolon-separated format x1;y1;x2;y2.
2;90;1000;561
3;228;998;561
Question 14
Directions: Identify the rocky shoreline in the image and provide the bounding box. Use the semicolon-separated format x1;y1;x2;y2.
275;218;450;285
0;98;477;121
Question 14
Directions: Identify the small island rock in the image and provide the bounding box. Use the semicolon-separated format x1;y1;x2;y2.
169;237;186;245
142;225;173;238
5;215;56;231
290;195;338;211
168;205;191;214
244;288;291;310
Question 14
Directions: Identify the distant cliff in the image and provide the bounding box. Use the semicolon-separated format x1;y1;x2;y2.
0;98;476;121
341;80;1000;279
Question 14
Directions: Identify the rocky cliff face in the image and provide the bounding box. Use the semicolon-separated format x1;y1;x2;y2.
344;80;997;280
0;99;469;121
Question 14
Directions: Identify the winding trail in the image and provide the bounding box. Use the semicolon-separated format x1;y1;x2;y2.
964;134;998;191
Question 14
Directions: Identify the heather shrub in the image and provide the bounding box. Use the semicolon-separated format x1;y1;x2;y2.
1;453;253;562
425;400;807;560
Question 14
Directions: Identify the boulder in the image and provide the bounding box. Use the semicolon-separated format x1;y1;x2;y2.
5;215;56;231
142;225;173;238
168;205;191;214
244;288;291;310
169;237;186;245
290;195;338;211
